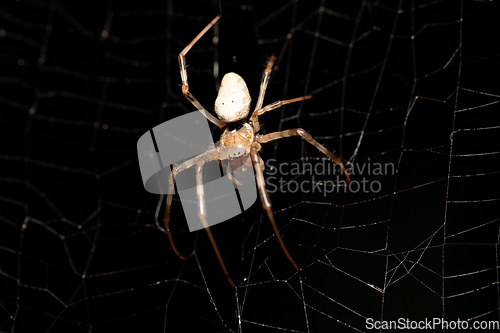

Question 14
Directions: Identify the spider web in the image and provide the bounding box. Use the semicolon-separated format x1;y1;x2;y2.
1;0;499;332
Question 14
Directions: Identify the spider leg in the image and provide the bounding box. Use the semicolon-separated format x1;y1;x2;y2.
254;55;276;112
251;96;312;133
226;161;244;185
257;129;351;182
179;16;225;128
163;149;219;261
250;55;275;132
195;159;236;288
250;143;300;272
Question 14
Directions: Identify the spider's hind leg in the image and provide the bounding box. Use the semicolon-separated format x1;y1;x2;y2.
163;149;219;261
195;159;236;288
250;143;301;272
224;155;255;186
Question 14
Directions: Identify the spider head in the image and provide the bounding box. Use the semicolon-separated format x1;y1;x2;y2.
215;72;251;123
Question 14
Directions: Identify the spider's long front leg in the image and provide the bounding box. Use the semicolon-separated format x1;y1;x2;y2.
251;96;312;133
163;149;219;261
257;129;351;182
178;16;224;128
250;143;301;272
254;55;276;112
250;55;275;133
195;159;236;288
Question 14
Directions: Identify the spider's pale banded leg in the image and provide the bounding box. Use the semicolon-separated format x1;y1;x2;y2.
179;16;225;128
195;159;236;288
251;96;313;133
250;143;301;272
226;162;243;186
255;55;276;111
257;129;351;182
251;55;276;132
163;149;219;261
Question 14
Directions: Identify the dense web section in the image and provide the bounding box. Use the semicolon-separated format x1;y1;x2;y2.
1;0;499;331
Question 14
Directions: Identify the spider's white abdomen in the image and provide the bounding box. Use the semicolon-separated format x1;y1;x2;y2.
214;72;251;123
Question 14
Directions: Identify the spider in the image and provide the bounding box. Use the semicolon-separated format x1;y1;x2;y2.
163;16;351;288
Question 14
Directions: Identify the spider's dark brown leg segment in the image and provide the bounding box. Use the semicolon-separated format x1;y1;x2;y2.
257;129;351;182
195;159;235;288
178;16;224;128
164;169;187;261
251;96;312;133
250;143;300;272
163;149;218;261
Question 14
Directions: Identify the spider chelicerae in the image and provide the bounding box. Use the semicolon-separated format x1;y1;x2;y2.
163;16;351;288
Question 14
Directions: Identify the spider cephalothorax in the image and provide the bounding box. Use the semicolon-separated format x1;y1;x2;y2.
218;122;254;160
164;16;350;288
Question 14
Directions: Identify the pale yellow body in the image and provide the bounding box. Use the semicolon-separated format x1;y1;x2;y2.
214;73;252;123
167;16;349;288
217;122;254;160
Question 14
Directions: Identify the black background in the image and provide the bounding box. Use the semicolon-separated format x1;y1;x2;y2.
1;0;499;332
